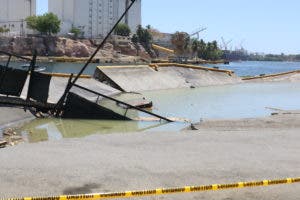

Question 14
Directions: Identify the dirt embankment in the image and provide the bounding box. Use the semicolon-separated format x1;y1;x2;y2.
0;36;152;62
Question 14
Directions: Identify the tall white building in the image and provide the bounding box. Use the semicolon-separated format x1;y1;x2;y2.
0;0;36;35
49;0;141;38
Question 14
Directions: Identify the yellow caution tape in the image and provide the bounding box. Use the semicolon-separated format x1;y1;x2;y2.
3;177;300;200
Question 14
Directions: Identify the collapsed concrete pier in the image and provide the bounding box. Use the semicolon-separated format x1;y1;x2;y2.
20;74;120;104
1;50;242;122
94;63;242;92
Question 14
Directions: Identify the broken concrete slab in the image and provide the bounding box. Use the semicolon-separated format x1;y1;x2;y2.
20;75;121;103
95;65;242;92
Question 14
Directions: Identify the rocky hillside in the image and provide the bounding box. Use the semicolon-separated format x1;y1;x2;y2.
0;36;152;62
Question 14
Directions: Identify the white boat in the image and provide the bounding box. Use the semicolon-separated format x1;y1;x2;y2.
21;64;46;72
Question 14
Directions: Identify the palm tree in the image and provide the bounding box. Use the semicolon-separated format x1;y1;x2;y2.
191;38;199;58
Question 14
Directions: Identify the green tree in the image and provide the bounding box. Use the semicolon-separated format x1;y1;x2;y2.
136;25;152;51
131;34;139;44
114;23;131;36
195;40;222;61
25;15;38;30
70;26;82;39
191;38;199;57
26;13;61;35
131;34;140;56
197;39;207;58
0;27;10;33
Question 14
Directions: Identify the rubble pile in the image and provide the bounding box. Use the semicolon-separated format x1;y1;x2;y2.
0;128;24;148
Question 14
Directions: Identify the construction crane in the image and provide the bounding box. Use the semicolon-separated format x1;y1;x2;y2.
238;39;246;50
221;37;233;51
189;27;207;40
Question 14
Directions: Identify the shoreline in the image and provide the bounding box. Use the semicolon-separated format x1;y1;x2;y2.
1;68;300;146
186;110;300;131
0;69;299;125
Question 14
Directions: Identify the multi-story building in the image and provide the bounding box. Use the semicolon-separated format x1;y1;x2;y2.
49;0;141;38
0;0;36;36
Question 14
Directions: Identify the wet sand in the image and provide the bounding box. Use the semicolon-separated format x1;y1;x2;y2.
187;110;300;131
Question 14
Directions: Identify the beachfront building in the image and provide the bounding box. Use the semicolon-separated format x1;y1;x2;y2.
49;0;142;38
0;0;36;36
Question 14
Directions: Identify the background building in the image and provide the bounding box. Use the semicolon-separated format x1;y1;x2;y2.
49;0;141;38
0;0;36;36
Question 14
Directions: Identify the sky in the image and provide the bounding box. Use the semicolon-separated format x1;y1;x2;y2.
37;0;300;54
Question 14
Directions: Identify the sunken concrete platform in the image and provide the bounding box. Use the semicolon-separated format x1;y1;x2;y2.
20;76;120;103
95;65;242;92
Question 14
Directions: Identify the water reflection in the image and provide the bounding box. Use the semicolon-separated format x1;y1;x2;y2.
20;119;167;143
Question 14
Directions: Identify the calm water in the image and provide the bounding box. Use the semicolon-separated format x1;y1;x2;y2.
3;60;300;142
0;61;99;75
205;61;300;76
3;60;300;76
18;82;300;142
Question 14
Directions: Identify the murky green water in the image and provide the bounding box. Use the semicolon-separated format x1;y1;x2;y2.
18;82;300;143
20;119;165;143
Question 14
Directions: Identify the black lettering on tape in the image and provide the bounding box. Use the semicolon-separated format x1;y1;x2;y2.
244;181;264;187
218;184;239;189
268;180;287;185
190;185;213;191
162;188;185;194
292;178;300;183
131;190;156;196
66;195;94;200
100;193;126;198
32;197;60;200
10;199;24;200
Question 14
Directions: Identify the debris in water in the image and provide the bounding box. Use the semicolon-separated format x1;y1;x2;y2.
3;128;16;136
190;124;198;130
1;128;24;148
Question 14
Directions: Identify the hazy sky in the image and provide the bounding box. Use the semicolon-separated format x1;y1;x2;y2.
37;0;299;54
